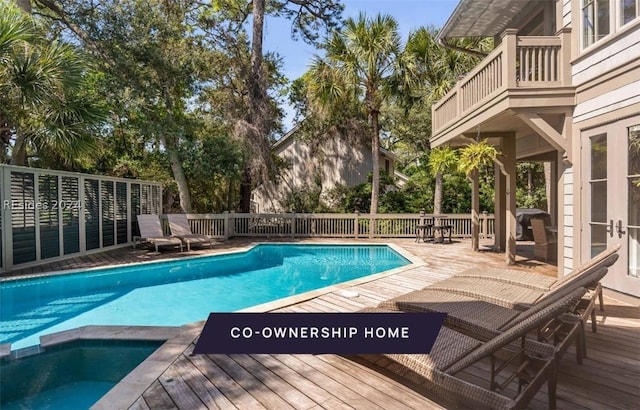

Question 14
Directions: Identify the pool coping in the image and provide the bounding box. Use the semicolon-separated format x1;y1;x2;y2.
90;241;425;409
1;326;181;360
0;240;421;283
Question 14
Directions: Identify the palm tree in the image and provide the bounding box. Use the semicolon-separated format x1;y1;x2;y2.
404;27;489;104
0;1;104;167
428;146;458;214
458;139;500;251
308;13;403;216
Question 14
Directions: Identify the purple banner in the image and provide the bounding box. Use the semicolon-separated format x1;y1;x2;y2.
193;312;446;354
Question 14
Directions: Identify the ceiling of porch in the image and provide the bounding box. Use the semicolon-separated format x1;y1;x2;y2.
441;110;559;161
438;0;536;39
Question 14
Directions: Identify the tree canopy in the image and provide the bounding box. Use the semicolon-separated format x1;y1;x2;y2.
0;1;547;215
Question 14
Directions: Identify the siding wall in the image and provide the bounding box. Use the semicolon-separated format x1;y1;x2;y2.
574;80;640;123
572;25;640;85
252;134;393;213
570;12;640;273
563;166;574;274
562;0;571;28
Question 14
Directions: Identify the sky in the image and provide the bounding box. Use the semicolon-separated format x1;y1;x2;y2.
261;0;461;134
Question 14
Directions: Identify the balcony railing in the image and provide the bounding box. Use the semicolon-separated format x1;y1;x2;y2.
432;28;572;135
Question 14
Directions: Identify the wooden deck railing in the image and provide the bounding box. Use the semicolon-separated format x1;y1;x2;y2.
432;28;571;134
161;212;495;240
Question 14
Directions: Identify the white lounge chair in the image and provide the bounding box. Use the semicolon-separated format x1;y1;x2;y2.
166;214;213;251
134;214;183;252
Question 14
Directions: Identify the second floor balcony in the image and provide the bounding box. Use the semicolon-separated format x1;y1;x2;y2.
431;28;575;148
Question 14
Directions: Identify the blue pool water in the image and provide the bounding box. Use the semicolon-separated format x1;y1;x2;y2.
1;244;409;350
0;339;163;409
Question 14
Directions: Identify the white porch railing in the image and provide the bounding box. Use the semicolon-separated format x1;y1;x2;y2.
161;212;495;240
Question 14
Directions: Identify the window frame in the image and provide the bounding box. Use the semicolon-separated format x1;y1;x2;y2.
581;0;639;49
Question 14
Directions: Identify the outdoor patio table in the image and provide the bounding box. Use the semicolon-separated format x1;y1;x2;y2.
415;224;433;242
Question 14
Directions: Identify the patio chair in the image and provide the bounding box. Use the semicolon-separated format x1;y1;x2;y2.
531;217;557;261
134;214;183;252
166;214;213;251
363;288;587;410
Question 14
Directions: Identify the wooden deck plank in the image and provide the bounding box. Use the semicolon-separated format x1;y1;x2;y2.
273;354;386;409
317;354;444;410
129;397;151;410
159;363;207;410
141;381;176;410
171;355;235;410
185;353;268;409
249;354;338;405
231;354;317;409
208;354;296;410
289;353;415;409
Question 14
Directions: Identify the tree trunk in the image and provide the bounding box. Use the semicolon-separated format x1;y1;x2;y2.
10;134;28;165
239;169;252;212
160;89;192;213
250;0;265;109
15;0;31;12
238;0;266;213
433;172;443;214
527;166;533;203
370;111;380;215
471;169;480;251
368;108;381;238
159;134;192;213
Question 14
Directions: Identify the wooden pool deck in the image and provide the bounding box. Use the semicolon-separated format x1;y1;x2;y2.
4;239;639;409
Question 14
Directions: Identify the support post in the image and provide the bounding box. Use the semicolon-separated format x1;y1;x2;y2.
501;29;518;88
223;211;230;240
494;163;506;251
471;169;480;251
503;136;517;265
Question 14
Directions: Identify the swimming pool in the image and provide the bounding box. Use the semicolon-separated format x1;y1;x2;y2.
1;244;410;350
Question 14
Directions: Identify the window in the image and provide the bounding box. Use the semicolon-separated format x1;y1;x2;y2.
628;125;640;278
582;0;611;47
621;0;639;25
589;134;608;257
583;0;639;48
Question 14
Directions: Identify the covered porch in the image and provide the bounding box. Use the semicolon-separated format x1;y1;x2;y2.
430;0;576;274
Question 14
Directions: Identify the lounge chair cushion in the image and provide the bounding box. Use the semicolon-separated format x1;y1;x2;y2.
426;277;543;309
454;266;557;290
166;214;212;250
379;289;520;336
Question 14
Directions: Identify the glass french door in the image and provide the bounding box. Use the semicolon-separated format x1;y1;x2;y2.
584;118;640;296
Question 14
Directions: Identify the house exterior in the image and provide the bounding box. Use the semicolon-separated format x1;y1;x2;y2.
432;0;639;296
252;126;398;213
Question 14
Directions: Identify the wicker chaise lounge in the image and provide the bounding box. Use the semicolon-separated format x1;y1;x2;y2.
451;244;619;295
134;214;183;252
379;266;607;364
363;288;586;410
423;246;619;331
166;214;213;251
